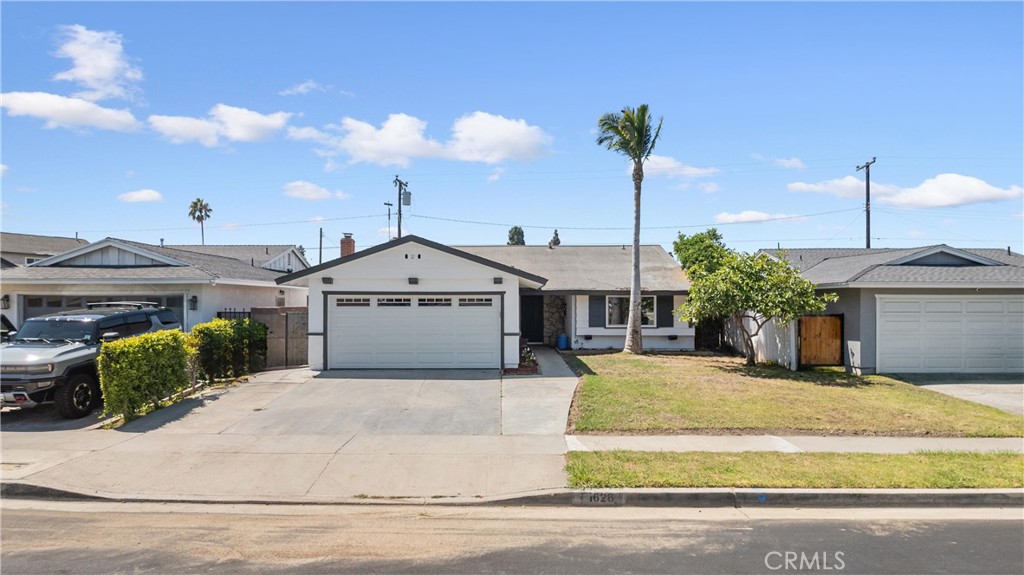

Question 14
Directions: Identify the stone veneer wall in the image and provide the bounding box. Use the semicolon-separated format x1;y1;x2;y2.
542;295;567;346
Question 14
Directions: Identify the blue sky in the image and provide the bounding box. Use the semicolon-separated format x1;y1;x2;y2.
2;2;1022;262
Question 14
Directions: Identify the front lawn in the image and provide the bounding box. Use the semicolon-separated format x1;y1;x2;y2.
566;451;1024;489
567;353;1023;437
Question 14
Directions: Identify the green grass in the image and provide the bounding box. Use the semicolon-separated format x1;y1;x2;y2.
567;353;1024;437
566;451;1024;489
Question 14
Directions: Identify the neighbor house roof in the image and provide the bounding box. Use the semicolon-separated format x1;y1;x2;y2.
0;232;89;259
455;244;689;293
1;238;289;284
166;244;307;270
762;245;1024;287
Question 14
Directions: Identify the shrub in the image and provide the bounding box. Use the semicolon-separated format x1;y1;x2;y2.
98;330;189;419
191;318;269;381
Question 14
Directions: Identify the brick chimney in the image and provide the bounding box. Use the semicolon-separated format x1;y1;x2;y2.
340;233;356;257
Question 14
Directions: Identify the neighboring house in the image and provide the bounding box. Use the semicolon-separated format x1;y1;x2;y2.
737;245;1023;374
1;238;308;330
277;235;693;370
1;232;89;268
165;244;309;273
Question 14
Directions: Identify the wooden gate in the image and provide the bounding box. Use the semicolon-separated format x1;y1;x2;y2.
799;315;843;367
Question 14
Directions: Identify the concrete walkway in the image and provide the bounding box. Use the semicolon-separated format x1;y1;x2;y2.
2;350;1021;504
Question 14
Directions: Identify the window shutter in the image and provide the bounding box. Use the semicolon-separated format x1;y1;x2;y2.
657;295;674;327
588;296;605;328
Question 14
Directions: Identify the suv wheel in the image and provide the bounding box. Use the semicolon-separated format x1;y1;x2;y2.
55;374;100;419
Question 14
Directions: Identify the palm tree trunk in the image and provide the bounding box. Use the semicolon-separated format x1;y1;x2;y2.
200;221;205;245
623;163;644;354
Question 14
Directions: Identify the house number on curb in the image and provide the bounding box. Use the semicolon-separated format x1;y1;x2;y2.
572;492;625;506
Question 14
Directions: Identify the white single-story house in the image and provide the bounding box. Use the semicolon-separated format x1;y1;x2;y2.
276;235;693;370
735;245;1024;374
1;237;309;330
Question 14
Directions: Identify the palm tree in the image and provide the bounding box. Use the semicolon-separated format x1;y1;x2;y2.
188;198;213;245
596;105;663;354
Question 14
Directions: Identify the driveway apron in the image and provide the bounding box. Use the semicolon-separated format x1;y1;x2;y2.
898;373;1024;416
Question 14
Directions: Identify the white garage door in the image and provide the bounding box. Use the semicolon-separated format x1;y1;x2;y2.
877;295;1024;373
327;295;501;369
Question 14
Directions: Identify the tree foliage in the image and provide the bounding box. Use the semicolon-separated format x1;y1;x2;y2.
507;226;526;245
673;228;729;275
677;251;838;365
596;104;663;354
188;198;213;245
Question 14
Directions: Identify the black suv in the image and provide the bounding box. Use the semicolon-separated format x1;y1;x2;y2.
1;302;182;418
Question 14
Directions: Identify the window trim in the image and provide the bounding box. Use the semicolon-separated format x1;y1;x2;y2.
606;295;656;328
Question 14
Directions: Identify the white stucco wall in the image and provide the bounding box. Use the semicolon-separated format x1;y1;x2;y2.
570;295;695;351
723;315;798;370
299;243;525;370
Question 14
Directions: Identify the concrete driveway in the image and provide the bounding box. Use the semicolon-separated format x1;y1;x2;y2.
898;373;1024;416
3;352;580;501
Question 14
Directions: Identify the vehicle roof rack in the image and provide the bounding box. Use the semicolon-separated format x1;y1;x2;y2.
85;301;160;310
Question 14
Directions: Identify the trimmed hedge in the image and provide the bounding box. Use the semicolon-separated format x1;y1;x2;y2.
192;318;268;381
97;330;190;419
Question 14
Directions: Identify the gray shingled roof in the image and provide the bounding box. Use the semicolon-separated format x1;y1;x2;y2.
456;245;689;292
762;246;1024;286
0;232;89;258
166;244;300;268
2;238;285;283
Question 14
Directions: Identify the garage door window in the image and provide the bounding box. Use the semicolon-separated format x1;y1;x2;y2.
418;298;452;307
336;298;370;307
378;297;411;307
459;297;493;307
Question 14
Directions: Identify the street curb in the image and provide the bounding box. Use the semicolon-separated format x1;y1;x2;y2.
4;482;1021;508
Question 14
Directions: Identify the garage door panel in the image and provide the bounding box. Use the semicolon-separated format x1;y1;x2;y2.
878;296;1024;373
328;294;500;369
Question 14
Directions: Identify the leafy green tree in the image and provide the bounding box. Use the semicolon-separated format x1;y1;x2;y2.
549;229;561;246
507;226;526;246
677;251;838;365
188;198;213;245
673;228;729;276
596;104;663;354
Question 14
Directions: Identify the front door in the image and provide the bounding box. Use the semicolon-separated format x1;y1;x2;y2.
521;295;545;344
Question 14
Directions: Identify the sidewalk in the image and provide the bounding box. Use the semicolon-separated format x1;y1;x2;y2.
2;350;1021;506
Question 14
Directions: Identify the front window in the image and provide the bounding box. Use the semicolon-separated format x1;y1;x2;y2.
607;296;655;327
13;319;98;343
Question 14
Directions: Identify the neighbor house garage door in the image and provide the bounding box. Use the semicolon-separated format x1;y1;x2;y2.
327;295;501;369
877;295;1024;373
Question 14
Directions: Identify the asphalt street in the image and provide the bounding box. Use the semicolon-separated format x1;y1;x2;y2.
2;501;1021;575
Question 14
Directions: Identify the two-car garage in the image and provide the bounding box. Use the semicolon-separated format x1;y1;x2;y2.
326;294;502;369
876;295;1024;373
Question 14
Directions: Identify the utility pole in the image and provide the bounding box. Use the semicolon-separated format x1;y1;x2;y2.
384;202;393;240
856;157;876;249
393;175;410;239
318;227;323;264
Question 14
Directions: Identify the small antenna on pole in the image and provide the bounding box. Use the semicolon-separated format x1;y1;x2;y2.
384;202;393;240
393;176;409;238
856;157;876;249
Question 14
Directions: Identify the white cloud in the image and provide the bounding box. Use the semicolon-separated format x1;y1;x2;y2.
376;225;397;239
715;210;800;224
644;154;720;178
148;114;220;146
488;167;506;182
283;180;349;200
149;104;292;146
307;216;328;223
292;111;550;168
445;112;550;164
699;182;720;194
0;164;7;177
789;173;1022;208
118;188;162;202
774;156;806;170
1;91;140;131
279;80;325;96
52;24;143;102
882;173;1023;208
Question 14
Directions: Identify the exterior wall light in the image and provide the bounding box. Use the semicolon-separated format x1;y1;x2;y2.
189;295;199;311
